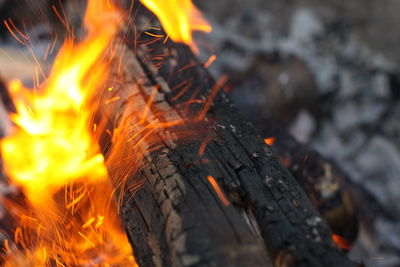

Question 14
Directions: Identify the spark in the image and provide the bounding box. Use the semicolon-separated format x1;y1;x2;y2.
207;175;231;206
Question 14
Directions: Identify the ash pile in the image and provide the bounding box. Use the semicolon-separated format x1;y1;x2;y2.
195;0;400;266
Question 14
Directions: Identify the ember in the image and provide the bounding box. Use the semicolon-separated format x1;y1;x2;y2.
264;137;276;146
332;234;352;251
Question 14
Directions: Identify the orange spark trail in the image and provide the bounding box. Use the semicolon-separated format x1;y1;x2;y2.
207;175;231;206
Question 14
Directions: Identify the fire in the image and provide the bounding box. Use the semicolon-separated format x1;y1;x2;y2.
2;0;121;205
0;0;135;265
140;0;211;53
264;137;276;146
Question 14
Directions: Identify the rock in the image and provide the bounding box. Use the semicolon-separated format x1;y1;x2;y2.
230;53;318;129
383;104;400;149
289;8;323;44
333;102;360;130
375;219;400;251
289;109;316;143
372;74;391;99
312;122;367;161
353;136;400;218
333;100;386;131
337;70;360;99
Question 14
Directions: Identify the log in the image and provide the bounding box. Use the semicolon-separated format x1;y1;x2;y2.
266;130;358;250
99;44;272;267
97;4;357;266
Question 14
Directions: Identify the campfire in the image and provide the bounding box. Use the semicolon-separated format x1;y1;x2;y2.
0;0;373;266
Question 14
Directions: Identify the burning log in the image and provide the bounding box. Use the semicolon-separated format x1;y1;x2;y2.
96;3;357;266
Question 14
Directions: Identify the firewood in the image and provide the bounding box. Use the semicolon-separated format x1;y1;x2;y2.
266;130;358;251
96;3;357;266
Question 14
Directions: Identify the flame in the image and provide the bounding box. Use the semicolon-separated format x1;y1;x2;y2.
140;0;211;53
0;0;135;265
2;0;120;204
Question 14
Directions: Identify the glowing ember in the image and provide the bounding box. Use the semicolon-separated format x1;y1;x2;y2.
140;0;212;53
0;0;135;265
332;234;352;250
264;137;276;146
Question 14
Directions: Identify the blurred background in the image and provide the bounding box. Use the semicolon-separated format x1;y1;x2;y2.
0;0;399;266
194;1;400;266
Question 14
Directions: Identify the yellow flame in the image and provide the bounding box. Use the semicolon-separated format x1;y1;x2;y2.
1;0;121;202
140;0;211;53
0;0;135;265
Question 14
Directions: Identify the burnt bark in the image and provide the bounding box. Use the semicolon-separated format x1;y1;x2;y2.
101;44;272;267
266;130;359;249
98;4;357;267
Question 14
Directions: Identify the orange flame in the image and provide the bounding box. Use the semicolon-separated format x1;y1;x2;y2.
140;0;211;53
0;0;135;265
2;0;121;205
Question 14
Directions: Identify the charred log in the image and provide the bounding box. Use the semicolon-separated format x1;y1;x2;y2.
97;4;357;267
266;130;359;250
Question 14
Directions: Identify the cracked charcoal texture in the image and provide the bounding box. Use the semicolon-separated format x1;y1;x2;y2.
100;4;355;266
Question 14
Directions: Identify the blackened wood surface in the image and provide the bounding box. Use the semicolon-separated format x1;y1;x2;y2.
267;131;358;249
100;3;356;266
102;45;272;267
